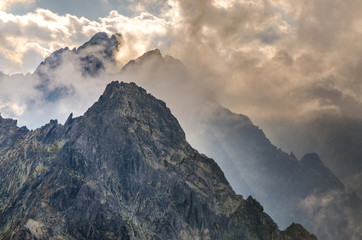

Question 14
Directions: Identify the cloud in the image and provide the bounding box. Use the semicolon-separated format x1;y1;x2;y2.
162;0;362;126
0;72;40;123
124;0;169;16
0;6;172;128
300;190;362;240
0;0;361;143
0;8;169;73
0;0;37;11
0;0;361;141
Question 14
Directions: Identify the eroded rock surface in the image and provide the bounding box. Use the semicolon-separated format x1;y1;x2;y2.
0;82;316;240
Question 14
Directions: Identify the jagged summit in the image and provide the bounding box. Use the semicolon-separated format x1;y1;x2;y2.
121;48;186;84
139;48;162;58
84;81;187;144
122;49;163;70
81;32;110;46
35;32;122;79
32;32;124;103
0;81;316;240
77;32;122;60
301;153;327;167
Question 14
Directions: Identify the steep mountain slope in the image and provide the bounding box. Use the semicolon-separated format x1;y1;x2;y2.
192;105;362;240
269;114;362;198
0;81;316;239
117;47;362;240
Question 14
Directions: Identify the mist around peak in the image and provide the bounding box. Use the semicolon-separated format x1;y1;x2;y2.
0;33;361;240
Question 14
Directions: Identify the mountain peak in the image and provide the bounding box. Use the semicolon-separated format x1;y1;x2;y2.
76;32;122;60
77;32;120;51
141;49;162;58
0;81;316;239
301;153;323;166
121;49;166;73
136;49;163;63
84;81;187;144
35;32;123;92
88;32;109;42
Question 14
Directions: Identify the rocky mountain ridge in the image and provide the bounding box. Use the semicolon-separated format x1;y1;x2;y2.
116;46;362;240
193;104;362;240
0;81;316;239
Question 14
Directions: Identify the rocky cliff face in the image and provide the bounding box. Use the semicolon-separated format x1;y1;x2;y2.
115;47;361;240
0;81;316;239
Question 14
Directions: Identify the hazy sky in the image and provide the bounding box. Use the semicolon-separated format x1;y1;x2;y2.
1;0;362;133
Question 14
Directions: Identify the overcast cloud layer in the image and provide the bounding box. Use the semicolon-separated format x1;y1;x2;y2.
1;0;362;130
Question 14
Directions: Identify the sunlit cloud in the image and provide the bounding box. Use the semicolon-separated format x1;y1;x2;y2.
0;101;26;116
0;7;169;73
0;0;37;11
0;0;362;136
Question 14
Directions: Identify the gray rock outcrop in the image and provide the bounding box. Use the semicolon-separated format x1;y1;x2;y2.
0;81;316;240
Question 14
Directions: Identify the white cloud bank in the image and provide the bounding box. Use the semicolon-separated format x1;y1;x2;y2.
0;7;169;73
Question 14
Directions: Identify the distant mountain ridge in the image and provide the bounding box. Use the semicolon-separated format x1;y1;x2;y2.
36;32;121;77
33;32;122;103
192;105;362;240
113;42;361;240
0;81;316;239
270;114;362;198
